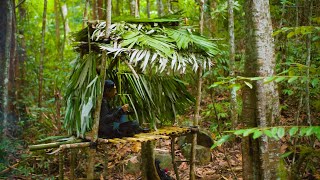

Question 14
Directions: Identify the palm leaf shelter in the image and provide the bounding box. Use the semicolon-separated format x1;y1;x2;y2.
28;19;220;179
64;19;219;138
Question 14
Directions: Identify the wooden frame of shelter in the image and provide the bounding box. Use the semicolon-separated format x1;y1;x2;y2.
29;19;218;179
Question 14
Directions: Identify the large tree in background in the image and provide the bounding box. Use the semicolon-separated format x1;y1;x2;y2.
0;0;17;136
241;0;280;179
0;0;20;165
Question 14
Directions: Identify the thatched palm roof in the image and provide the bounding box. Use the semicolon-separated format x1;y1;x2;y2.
65;20;220;137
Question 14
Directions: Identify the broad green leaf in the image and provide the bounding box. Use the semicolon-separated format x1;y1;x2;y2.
299;128;308;136
253;130;263;139
211;135;232;149
306;127;314;136
277;127;285;139
263;129;273;138
271;127;279;139
243;128;255;137
289;127;299;136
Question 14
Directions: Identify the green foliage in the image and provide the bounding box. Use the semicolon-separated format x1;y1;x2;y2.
77;21;220;73
64;53;101;136
211;126;320;149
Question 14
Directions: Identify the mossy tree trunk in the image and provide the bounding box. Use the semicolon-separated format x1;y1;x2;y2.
141;141;160;180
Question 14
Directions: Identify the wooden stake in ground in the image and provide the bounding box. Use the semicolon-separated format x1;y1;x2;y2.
86;0;111;179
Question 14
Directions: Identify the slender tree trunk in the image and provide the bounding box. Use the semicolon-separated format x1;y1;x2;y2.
38;0;47;122
115;0;120;16
54;0;60;50
190;1;204;179
17;1;27;119
130;0;135;16
87;0;111;178
146;0;151;18
135;0;140;18
92;0;97;20
83;0;90;28
228;0;238;129
305;0;313;125
59;3;69;61
157;0;164;17
97;0;104;19
242;0;280;179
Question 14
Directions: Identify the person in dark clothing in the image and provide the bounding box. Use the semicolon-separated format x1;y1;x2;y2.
98;80;142;139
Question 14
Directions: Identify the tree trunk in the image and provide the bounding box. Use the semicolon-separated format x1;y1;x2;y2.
38;0;47;122
97;0;104;19
83;0;90;28
54;0;60;50
146;0;151;18
135;0;140;18
0;0;16;137
190;1;204;179
115;0;120;16
87;0;111;179
156;0;164;17
305;0;313;125
228;0;238;129
141;141;161;180
242;0;280;179
130;0;135;17
59;3;69;61
92;0;97;20
16;1;27;120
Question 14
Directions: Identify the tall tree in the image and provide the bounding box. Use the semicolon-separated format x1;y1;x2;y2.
54;0;60;50
0;0;17;137
146;0;151;18
38;0;48;121
228;0;238;129
305;0;313;125
157;0;164;17
242;0;280;179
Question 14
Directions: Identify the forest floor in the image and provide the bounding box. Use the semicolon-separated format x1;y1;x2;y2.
103;138;242;180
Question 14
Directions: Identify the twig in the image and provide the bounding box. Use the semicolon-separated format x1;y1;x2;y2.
0;161;20;175
15;0;26;8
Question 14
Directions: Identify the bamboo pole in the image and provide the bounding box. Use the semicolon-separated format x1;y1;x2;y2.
29;139;82;151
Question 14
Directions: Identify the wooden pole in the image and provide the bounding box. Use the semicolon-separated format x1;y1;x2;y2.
87;0;111;178
190;1;204;179
171;136;180;180
59;149;64;180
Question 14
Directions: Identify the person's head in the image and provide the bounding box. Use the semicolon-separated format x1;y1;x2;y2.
104;80;117;98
